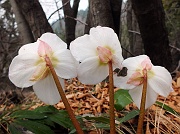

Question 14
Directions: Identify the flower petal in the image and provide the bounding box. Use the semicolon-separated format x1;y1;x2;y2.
122;55;149;70
129;86;143;109
54;49;77;79
40;33;67;51
129;85;158;109
148;66;173;97
112;55;124;69
114;65;137;89
33;74;64;105
18;42;39;55
145;84;159;109
77;56;108;84
114;74;136;89
70;34;98;62
9;53;39;88
37;39;53;57
90;26;122;53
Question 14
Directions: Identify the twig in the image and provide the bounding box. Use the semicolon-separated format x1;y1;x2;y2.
128;30;141;35
169;44;180;52
171;60;180;74
48;0;70;20
65;15;88;25
121;45;135;56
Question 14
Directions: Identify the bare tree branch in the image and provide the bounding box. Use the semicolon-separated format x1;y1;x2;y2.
48;0;70;20
170;44;180;52
128;30;141;35
65;15;88;25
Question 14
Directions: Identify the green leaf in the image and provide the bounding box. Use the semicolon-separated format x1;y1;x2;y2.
36;118;55;127
33;105;59;114
10;110;47;119
14;119;54;134
155;101;179;116
8;123;22;134
114;89;133;111
84;116;109;124
94;123;110;129
49;110;74;130
119;110;139;123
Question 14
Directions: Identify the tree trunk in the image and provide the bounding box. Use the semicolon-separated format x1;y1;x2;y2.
15;0;53;40
127;0;143;56
132;0;172;71
127;0;133;55
62;0;80;48
110;0;122;36
88;0;115;29
85;0;122;37
10;0;34;44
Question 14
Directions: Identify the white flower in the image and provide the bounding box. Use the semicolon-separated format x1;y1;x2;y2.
9;33;77;105
114;55;173;109
70;26;123;84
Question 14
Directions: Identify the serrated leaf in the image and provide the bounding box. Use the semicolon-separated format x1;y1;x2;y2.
14;119;54;134
8;123;22;134
155;101;179;116
114;89;133;111
10;110;47;119
119;110;139;123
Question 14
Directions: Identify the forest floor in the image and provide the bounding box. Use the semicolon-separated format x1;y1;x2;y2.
0;72;180;134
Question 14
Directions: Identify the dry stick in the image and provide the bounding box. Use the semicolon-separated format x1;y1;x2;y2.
136;70;147;134
108;61;116;134
45;56;84;134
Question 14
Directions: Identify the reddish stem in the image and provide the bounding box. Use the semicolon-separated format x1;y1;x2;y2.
108;61;116;134
136;71;147;134
45;56;84;134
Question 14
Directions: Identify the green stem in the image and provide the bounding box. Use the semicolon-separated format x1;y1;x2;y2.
108;61;116;134
136;71;147;134
45;56;84;134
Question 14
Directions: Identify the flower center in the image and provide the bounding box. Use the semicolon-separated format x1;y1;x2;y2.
127;57;152;86
97;46;113;63
30;39;55;81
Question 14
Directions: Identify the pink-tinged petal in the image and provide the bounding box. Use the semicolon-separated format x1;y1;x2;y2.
33;74;64;105
37;39;52;57
127;72;143;86
40;33;67;51
18;42;39;55
90;26;122;53
141;57;152;70
53;49;77;79
148;66;173;97
97;46;112;63
9;53;39;88
77;56;108;84
122;55;149;70
70;34;98;62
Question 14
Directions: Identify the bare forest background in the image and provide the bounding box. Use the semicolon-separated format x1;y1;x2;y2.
0;0;179;94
